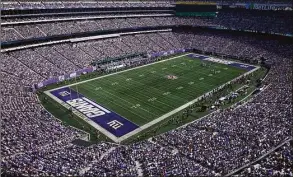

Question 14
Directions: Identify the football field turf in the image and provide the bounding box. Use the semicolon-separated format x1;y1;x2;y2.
46;53;257;142
71;56;245;125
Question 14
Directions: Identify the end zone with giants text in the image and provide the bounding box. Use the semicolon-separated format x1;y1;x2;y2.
48;87;139;141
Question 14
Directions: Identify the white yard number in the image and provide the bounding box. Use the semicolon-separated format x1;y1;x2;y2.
131;104;141;109
148;97;157;102
163;92;171;96
107;120;123;130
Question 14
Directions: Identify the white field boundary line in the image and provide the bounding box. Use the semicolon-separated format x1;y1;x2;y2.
117;65;260;142
45;53;260;143
47;53;193;92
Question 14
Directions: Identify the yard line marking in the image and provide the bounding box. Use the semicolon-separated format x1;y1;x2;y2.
99;76;175;110
81;84;150;121
85;83;159;118
128;64;216;100
112;73;183;108
116;66;260;142
47;53;193;91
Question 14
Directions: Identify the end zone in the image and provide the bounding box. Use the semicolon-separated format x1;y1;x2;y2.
45;87;139;142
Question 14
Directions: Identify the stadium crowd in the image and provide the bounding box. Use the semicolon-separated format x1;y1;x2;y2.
205;10;293;35
1;1;174;10
238;141;292;176
1;17;212;42
2;0;292;11
2;11;291;42
1;28;292;176
1;11;293;41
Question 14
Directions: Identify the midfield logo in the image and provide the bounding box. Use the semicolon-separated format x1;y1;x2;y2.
107;120;123;130
166;75;178;80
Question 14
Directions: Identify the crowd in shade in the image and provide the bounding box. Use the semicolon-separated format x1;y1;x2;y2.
238;141;292;176
1;28;292;176
1;17;209;42
2;11;292;42
204;10;293;35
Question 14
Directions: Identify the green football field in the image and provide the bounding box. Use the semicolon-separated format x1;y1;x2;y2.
69;54;246;126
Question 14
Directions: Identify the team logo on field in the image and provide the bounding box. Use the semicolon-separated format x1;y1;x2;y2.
166;75;178;80
107;120;124;130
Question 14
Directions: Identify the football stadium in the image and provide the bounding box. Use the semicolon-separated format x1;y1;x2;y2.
1;0;292;177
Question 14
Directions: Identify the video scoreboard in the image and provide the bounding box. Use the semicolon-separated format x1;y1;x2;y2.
175;1;217;17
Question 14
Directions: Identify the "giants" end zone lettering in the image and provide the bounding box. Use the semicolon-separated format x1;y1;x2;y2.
66;98;110;118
